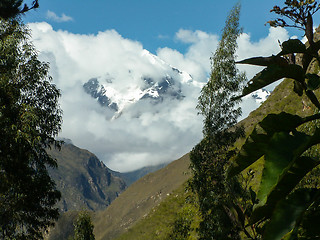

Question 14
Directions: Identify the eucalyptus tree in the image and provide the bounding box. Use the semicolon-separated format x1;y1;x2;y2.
190;3;248;239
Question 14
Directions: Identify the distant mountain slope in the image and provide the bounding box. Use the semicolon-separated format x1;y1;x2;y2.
45;211;79;240
113;163;168;186
93;153;191;240
47;143;127;212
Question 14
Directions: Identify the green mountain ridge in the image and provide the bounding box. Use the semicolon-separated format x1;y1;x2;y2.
113;163;168;186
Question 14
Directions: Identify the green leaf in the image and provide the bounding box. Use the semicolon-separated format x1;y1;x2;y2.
278;39;306;56
258;112;303;134
280;232;292;240
236;56;288;67
306;73;320;90
227;129;268;178
228;113;305;178
239;64;304;98
263;188;320;240
306;90;320;110
293;81;304;96
250;156;320;224
256;131;309;206
250;127;320;224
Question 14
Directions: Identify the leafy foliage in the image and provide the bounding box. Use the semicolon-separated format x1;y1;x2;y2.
228;1;320;239
168;203;197;240
0;17;62;239
0;0;39;19
267;0;320;32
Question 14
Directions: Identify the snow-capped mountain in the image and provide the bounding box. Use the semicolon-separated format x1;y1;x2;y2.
251;88;271;103
82;49;271;121
83;50;193;119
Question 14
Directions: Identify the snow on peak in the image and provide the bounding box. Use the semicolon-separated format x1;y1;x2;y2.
251;88;271;103
83;53;193;119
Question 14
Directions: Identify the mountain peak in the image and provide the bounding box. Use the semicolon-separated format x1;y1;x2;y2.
83;52;192;119
251;88;271;103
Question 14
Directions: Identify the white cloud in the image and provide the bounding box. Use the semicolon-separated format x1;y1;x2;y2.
158;27;290;120
46;10;73;23
28;22;292;172
28;22;202;172
157;30;219;84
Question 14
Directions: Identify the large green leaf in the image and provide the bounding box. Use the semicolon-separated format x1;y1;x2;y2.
238;64;304;98
236;56;288;67
250;156;320;224
258;112;303;134
277;39;306;56
227;129;268;178
306;73;320;91
256;131;310;206
228;113;306;178
228;112;320;178
262;188;320;240
250;127;320;224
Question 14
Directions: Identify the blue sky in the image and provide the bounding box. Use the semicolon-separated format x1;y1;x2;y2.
23;0;315;54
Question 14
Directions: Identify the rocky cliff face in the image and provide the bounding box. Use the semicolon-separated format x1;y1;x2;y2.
47;143;127;212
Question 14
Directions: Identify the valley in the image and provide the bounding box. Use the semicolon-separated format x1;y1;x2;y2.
47;75;317;239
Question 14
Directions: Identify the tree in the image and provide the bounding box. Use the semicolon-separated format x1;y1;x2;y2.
190;3;248;240
73;211;95;240
0;16;62;239
196;2;245;138
228;1;320;239
0;0;39;19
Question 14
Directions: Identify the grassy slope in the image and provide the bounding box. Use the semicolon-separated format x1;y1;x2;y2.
115;182;199;240
93;153;191;240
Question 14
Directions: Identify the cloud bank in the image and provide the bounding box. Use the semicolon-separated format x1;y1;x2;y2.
29;22;289;172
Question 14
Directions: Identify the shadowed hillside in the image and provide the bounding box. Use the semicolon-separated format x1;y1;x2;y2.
47;143;127;212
